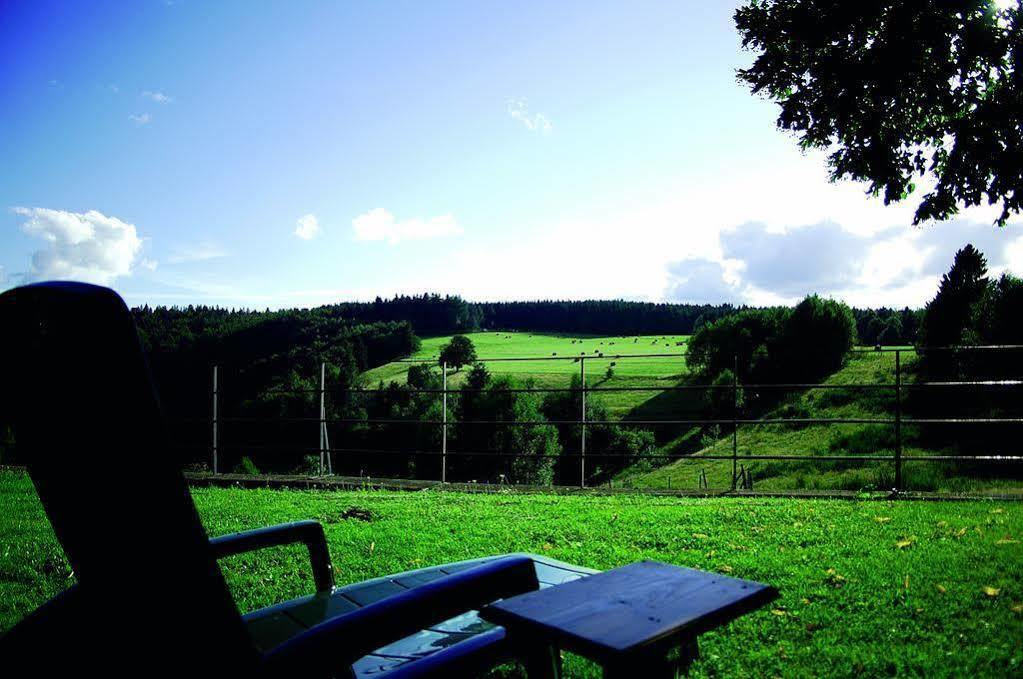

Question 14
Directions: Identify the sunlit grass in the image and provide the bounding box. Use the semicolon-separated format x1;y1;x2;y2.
1;471;1020;676
359;331;691;416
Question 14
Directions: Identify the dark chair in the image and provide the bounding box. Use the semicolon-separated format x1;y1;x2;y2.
0;282;594;678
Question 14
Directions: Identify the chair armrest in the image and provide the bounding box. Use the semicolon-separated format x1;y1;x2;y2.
209;520;334;592
263;554;539;678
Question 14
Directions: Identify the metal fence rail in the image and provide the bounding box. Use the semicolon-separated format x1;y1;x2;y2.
185;344;1023;492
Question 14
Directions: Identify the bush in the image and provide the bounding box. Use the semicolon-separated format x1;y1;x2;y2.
233;455;261;475
687;307;788;382
703;369;742;418
778;295;857;381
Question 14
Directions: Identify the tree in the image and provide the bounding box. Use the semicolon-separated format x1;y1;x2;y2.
439;335;477;371
779;295;857;381
704;368;743;419
736;1;1022;225
920;244;990;347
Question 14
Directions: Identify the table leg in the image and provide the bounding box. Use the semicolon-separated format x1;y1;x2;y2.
522;644;561;679
601;639;699;679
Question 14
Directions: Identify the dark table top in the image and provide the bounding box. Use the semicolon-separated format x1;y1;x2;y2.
480;560;777;665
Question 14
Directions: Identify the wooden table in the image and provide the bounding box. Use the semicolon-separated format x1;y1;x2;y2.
480;560;778;678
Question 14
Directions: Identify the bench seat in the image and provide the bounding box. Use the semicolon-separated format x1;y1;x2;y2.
242;554;597;676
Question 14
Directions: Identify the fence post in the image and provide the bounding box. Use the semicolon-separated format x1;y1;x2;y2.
442;361;448;483
211;365;219;474
894;349;903;492
731;354;738;491
319;362;327;476
580;356;586;488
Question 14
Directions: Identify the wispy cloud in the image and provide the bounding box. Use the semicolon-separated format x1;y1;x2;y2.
142;90;172;104
294;214;321;240
11;206;144;285
508;99;552;134
352;208;461;245
129;112;152;126
167;242;228;264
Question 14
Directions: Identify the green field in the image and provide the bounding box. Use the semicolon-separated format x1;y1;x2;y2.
360;332;691;417
2;471;1020;676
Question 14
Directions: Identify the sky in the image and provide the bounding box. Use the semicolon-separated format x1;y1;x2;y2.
1;0;1021;310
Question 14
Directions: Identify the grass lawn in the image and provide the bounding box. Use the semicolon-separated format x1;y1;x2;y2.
358;332;691;417
2;470;1020;676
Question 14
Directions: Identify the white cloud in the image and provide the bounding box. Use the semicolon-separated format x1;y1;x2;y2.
662;219;1023;308
129;113;151;126
508;99;552;134
407;146;1019;306
167;242;228;264
12;207;144;285
352;208;461;245
664;259;745;304
294;214;321;240
142;90;172;104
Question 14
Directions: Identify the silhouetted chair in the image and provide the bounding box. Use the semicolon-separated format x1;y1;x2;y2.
0;282;593;677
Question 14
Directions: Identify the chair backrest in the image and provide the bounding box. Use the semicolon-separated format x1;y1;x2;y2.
0;282;258;673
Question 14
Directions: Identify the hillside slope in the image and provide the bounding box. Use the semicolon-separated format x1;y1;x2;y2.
621;351;1022;494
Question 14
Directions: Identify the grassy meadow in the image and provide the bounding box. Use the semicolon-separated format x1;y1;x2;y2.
1;470;1020;677
359;331;691;417
356;334;1022;494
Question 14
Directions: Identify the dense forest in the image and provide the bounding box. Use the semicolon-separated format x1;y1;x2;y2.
310;296;735;336
273;295;920;345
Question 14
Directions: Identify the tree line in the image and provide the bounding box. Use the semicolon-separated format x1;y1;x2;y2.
297;295;920;344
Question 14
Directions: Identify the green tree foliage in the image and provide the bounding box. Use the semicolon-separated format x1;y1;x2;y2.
450;365;561;484
780;295;858;382
736;1;1022;225
541;374;655;485
983;273;1023;343
855;307;920;347
476;300;736;335
317;294;740;336
688;295;856;386
439;335;477;371
686;307;789;382
498;382;560;486
703;368;743;419
911;246;1023;461
920;244;990;347
130;304;420;472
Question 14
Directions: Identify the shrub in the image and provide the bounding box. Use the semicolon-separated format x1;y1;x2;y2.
703;368;742;419
778;295;857;381
233;455;261;475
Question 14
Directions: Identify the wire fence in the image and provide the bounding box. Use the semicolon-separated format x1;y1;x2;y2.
170;345;1023;494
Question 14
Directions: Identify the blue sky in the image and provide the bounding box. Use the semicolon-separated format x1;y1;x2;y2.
2;0;1020;309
